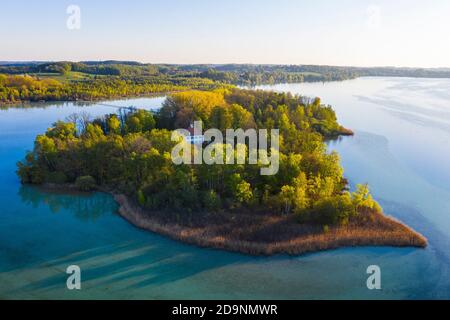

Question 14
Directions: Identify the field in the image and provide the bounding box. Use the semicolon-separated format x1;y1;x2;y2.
21;71;100;82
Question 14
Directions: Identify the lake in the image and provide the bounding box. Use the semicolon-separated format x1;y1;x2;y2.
1;77;449;299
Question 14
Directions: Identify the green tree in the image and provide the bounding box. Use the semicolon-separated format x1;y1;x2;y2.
236;180;253;205
352;184;382;213
108;115;121;134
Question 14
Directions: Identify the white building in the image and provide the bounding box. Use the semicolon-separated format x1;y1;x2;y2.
184;126;204;144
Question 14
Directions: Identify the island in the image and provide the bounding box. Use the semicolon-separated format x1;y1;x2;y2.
16;88;427;256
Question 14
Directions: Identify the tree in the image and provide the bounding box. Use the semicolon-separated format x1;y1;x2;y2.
202;190;221;211
308;194;355;226
225;173;253;206
279;185;296;214
292;172;308;212
107;115;121;134
46;121;77;140
210;105;232;132
236;180;253;205
125;110;156;133
75;176;96;191
229;104;255;129
352;184;382;213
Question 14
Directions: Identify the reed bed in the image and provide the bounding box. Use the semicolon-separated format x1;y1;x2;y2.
114;194;427;256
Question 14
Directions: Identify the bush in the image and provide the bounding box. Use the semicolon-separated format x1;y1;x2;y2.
46;171;68;184
75;176;96;191
306;194;356;226
202;190;221;212
16;161;32;183
137;190;146;206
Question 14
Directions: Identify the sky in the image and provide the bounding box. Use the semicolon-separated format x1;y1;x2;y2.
1;0;449;68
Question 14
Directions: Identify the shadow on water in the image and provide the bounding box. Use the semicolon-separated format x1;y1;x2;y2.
18;241;245;293
8;186;247;294
14;240;248;292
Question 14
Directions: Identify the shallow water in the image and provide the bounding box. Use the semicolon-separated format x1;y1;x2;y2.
1;79;449;299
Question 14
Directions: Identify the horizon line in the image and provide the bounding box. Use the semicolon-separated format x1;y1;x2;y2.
0;60;449;70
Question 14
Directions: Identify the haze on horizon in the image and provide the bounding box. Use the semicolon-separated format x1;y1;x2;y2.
1;0;449;68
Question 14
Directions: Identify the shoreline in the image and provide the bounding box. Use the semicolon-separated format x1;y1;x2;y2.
37;183;427;256
113;193;427;257
0;91;179;108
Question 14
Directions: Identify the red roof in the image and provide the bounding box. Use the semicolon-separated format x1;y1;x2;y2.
187;127;195;136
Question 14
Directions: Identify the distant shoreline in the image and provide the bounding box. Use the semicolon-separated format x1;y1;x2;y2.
3;75;450;108
0;92;173;108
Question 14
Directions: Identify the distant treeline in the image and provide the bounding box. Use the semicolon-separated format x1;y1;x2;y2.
1;61;450;86
181;64;450;84
2;61;450;104
0;61;159;77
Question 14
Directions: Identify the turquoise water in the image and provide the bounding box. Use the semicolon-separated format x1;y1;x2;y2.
1;79;449;299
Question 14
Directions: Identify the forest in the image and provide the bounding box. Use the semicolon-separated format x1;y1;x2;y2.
17;88;381;228
0;73;229;104
3;61;450;105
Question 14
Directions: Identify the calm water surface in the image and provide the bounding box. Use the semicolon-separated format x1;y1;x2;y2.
1;78;449;299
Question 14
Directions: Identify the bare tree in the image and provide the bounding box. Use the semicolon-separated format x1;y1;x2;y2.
66;113;79;125
79;111;91;133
